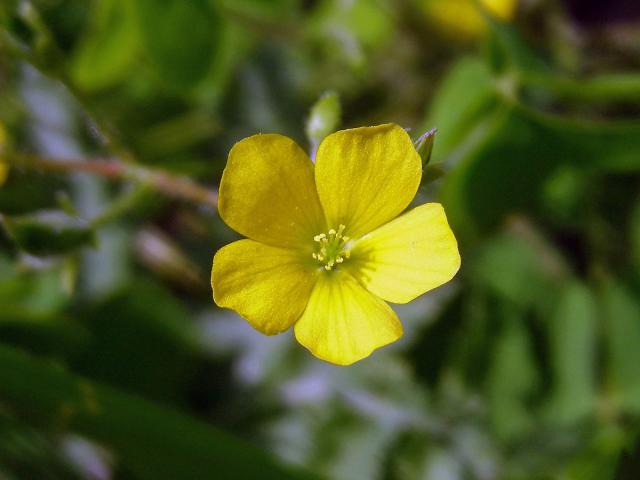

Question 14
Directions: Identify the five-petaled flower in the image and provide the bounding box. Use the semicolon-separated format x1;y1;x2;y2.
211;124;460;365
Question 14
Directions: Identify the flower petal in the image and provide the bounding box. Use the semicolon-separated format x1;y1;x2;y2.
212;239;317;335
314;124;421;238
294;271;402;365
219;134;325;248
348;203;460;304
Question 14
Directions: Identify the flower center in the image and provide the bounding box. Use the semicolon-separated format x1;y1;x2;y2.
312;224;351;271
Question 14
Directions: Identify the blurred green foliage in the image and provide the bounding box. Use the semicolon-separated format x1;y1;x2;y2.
1;0;640;479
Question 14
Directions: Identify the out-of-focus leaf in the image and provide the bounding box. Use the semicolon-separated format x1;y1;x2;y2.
134;0;221;90
0;123;8;186
0;259;70;315
70;281;202;405
381;430;432;480
531;112;640;173
226;46;303;134
0;416;84;480
0;315;89;359
563;425;628;480
219;0;299;22
631;198;640;269
137;110;221;157
306;90;341;153
197;20;254;108
545;281;597;424
69;0;139;92
471;226;568;309
441;104;640;237
614;432;640;480
520;72;640;105
481;9;549;74
540;166;588;227
601;280;640;413
3;211;95;256
0;344;318;480
408;292;465;387
0;171;66;216
487;310;539;442
306;0;393;71
421;57;497;165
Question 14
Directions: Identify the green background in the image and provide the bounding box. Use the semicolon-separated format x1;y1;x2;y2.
1;0;640;478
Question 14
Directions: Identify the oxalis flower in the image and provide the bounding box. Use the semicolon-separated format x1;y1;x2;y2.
211;124;460;365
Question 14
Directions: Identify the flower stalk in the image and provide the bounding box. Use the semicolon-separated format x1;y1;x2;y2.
7;153;218;209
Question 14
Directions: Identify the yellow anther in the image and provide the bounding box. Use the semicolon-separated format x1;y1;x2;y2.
312;226;351;271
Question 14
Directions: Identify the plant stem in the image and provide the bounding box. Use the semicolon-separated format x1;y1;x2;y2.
10;153;218;209
518;72;640;104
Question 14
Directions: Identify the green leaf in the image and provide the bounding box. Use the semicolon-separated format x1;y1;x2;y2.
441;104;640;237
134;0;221;90
471;227;568;309
519;72;640;105
0;259;71;316
420;57;497;165
486;309;539;442
480;8;549;74
0;415;83;480
0;344;318;480
218;0;298;23
630;198;640;269
69;0;139;91
563;425;628;480
0;314;89;360
545;281;597;424
306;91;341;152
70;281;202;404
4;211;95;256
601;280;640;413
613;431;640;480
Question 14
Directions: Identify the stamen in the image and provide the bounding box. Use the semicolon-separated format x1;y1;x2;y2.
311;226;352;271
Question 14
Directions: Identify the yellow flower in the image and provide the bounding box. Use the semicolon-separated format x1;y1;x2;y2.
423;0;517;39
211;124;460;365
